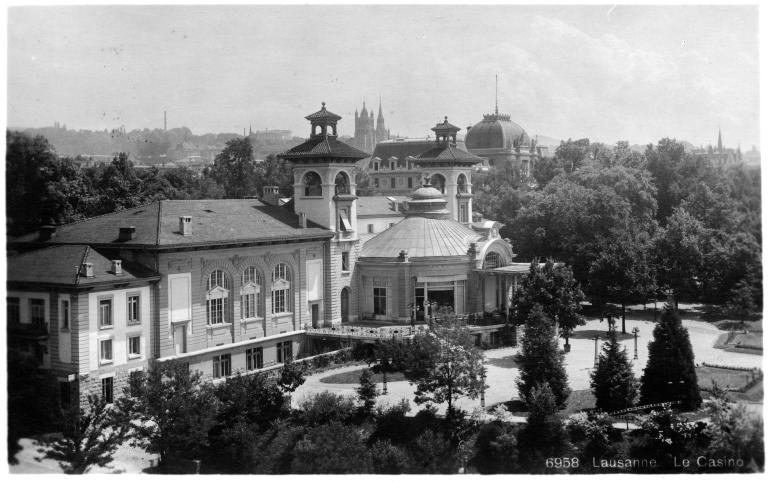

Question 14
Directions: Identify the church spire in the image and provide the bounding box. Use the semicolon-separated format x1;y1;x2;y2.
717;126;723;153
495;74;499;115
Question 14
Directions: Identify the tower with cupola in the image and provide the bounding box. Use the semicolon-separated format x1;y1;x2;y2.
279;103;368;325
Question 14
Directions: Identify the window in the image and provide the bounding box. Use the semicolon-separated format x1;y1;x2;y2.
7;297;20;324
303;171;322;196
100;339;113;364
99;298;112;328
430;173;446;194
128;335;141;358
246;347;263;371
30;299;45;327
483;251;504;269
338;208;352;232
367;224;374;234
277;342;293;363
341;251;350;272
59;381;71;409
127;295;140;324
374;162;379;171
207;270;230;325
213;354;231;378
460;204;468;223
60;299;70;330
408;177;413;188
334;172;350;195
390;177;396;189
373;178;379;188
240;267;262;319
373;287;387;315
457;174;468;193
271;264;292;314
102;377;114;404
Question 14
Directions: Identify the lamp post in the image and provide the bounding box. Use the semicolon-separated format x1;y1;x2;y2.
479;365;487;409
593;334;600;367
377;357;392;395
632;327;640;360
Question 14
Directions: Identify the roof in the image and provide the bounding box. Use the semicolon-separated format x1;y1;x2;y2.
466;113;531;150
279;136;369;160
416;144;485;165
7;245;159;287
369;139;434;164
356;196;409;217
11;199;333;249
431;117;461;133
360;216;481;259
304;102;342;122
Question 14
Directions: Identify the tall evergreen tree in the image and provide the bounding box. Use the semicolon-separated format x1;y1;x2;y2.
640;308;702;410
515;306;570;407
356;368;378;417
517;382;570;473
590;327;638;411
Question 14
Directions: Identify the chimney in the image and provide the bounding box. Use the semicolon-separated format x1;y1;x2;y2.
80;262;94;278
398;250;409;262
298;212;307;228
111;259;123;275
38;225;56;241
262;186;280;206
179;216;192;236
118;226;136;241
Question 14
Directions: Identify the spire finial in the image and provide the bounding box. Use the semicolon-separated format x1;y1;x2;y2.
495;74;499;115
321;101;326;109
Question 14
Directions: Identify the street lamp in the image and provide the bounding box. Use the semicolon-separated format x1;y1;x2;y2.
593;334;600;367
479;365;487;409
632;327;640;360
377;357;392;395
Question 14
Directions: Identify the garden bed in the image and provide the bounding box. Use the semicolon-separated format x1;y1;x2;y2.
319;367;408;385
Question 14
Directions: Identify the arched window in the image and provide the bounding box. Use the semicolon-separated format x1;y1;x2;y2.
457;174;468;193
206;270;230;325
334;171;350;195
271;263;292;314
240;267;262;320
303;171;322;196
430;173;446;194
482;252;504;269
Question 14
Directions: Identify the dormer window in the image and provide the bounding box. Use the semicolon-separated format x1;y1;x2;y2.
334;171;350;195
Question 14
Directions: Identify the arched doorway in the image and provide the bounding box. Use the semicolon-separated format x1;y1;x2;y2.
340;287;350;323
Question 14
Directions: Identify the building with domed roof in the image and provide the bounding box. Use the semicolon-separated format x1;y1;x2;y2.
356;180;518;324
465;106;547;175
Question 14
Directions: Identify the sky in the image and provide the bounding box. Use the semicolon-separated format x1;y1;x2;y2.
6;4;762;149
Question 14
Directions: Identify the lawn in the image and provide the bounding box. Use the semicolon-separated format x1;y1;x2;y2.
696;365;758;391
319;367;408;384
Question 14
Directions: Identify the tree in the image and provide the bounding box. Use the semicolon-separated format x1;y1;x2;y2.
517;382;570;473
590;327;638;411
566;412;618;472
588;227;657;333
408;429;457;474
47;395;128;474
207;137;257;198
627;406;708;472
120;361;217;469
654;208;707;307
299;391;357;426
702;396;764;471
277;358;306;393
515;306;570;407
724;278;757;327
512;259;585;346
470;421;520;473
291;421;372;473
402;323;485;423
207;373;287;473
356;368;378;416
639;308;702;410
369;439;409;474
7;348;62;463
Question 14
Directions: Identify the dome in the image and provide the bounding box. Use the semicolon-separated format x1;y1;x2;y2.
360;183;481;258
465;113;531;150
